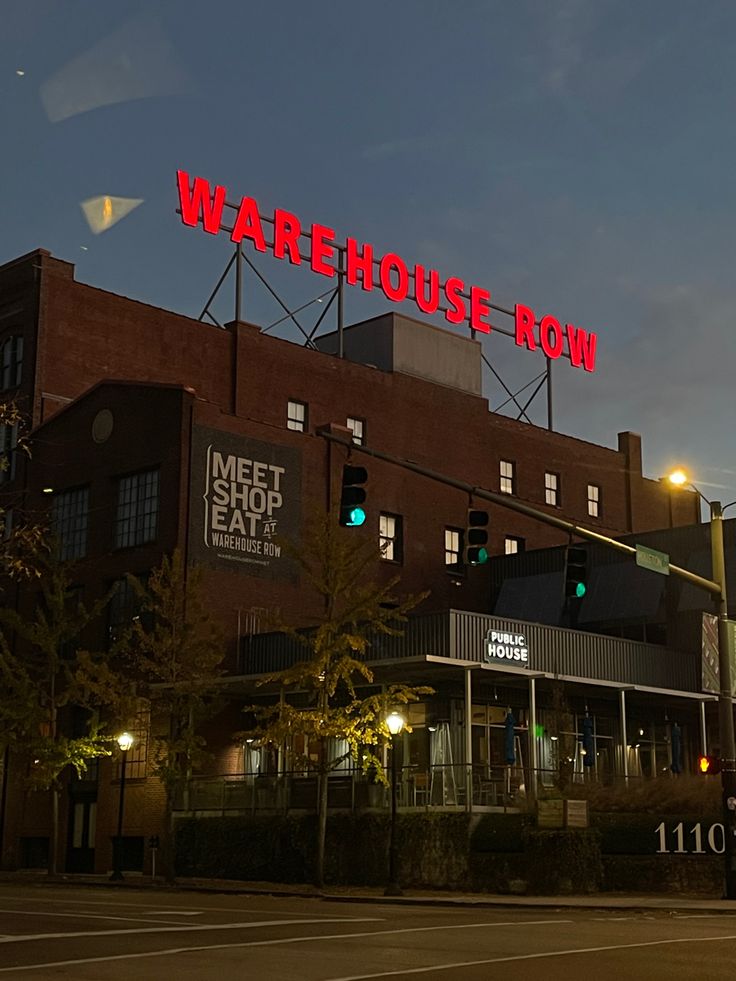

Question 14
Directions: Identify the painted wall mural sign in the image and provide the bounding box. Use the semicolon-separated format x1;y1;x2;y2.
485;629;529;666
189;425;301;578
176;169;598;373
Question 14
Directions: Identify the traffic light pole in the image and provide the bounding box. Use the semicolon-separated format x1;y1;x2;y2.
709;502;736;899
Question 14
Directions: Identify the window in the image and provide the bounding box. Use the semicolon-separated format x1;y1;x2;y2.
107;577;142;646
51;486;89;561
1;336;23;390
346;416;365;446
588;484;601;518
445;527;462;566
504;536;525;555
287;400;307;432
544;471;559;507
500;460;515;495
0;422;18;483
379;512;402;562
115;469;159;549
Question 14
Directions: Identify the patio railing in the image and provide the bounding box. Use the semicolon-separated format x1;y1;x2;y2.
172;764;539;815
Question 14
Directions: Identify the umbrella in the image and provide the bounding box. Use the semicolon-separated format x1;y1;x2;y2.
582;716;595;767
504;711;516;765
670;722;683;774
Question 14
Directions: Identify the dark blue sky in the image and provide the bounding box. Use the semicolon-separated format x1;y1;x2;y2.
4;1;736;509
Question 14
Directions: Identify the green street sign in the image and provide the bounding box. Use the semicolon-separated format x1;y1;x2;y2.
635;544;670;576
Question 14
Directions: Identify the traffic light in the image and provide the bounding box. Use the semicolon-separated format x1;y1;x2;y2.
564;545;587;599
465;509;489;565
698;754;722;775
339;464;368;527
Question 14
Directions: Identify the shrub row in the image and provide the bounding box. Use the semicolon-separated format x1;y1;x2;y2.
175;810;721;894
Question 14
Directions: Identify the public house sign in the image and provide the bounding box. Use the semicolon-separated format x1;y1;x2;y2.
485;629;529;666
176;170;598;373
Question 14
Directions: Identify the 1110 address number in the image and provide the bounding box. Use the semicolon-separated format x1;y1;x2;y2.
656;821;724;855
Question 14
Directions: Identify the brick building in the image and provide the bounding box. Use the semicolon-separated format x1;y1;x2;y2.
0;248;701;874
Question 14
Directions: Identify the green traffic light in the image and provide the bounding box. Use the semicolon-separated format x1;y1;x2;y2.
469;547;489;566
575;582;586;598
347;506;366;527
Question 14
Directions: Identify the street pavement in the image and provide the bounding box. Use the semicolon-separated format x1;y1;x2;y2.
1;883;736;979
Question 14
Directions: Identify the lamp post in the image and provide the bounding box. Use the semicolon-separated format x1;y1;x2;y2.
385;710;405;897
110;731;134;883
669;470;736;899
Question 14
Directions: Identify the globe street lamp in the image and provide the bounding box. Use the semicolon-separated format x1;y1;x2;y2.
385;710;405;897
110;731;134;883
669;470;736;899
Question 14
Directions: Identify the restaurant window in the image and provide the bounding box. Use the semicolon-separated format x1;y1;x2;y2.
588;484;601;518
544;471;559;507
51;486;89;561
379;512;402;563
115;468;159;549
346;416;365;446
444;527;462;566
500;460;515;495
1;335;23;390
107;576;143;646
287;399;307;432
504;536;525;555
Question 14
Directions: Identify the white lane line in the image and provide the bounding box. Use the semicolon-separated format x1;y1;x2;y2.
325;932;736;980
0;908;190;926
0;915;378;945
0;919;570;972
0;894;372;919
141;911;203;916
676;913;736;919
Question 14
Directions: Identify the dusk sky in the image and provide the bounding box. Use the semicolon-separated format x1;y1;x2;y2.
3;1;736;511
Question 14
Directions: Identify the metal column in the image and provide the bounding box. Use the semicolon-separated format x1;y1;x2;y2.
465;668;473;812
234;242;243;322
701;700;708;756
619;689;629;783
528;676;538;800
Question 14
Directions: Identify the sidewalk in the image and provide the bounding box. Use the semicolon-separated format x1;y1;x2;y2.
2;870;736;913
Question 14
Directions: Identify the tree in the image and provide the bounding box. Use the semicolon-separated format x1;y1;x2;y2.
122;550;225;881
242;512;432;888
0;554;120;874
0;398;44;582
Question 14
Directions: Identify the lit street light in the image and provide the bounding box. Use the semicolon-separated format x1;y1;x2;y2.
110;731;134;883
385;710;405;897
669;470;736;899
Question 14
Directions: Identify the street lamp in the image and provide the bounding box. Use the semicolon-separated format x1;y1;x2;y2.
668;470;736;899
385;710;405;897
110;731;134;883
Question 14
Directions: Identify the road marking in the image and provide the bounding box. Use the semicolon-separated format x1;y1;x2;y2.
0;893;373;919
0;908;189;926
141;910;203;916
0;919;570;972
675;913;736;919
0;916;378;946
325;932;736;980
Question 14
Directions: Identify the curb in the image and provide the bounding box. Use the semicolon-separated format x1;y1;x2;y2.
1;874;733;913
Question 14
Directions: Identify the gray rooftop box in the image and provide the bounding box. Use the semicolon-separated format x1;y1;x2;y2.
314;312;483;397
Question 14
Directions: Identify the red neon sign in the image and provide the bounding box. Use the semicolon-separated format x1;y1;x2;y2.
176;170;598;373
